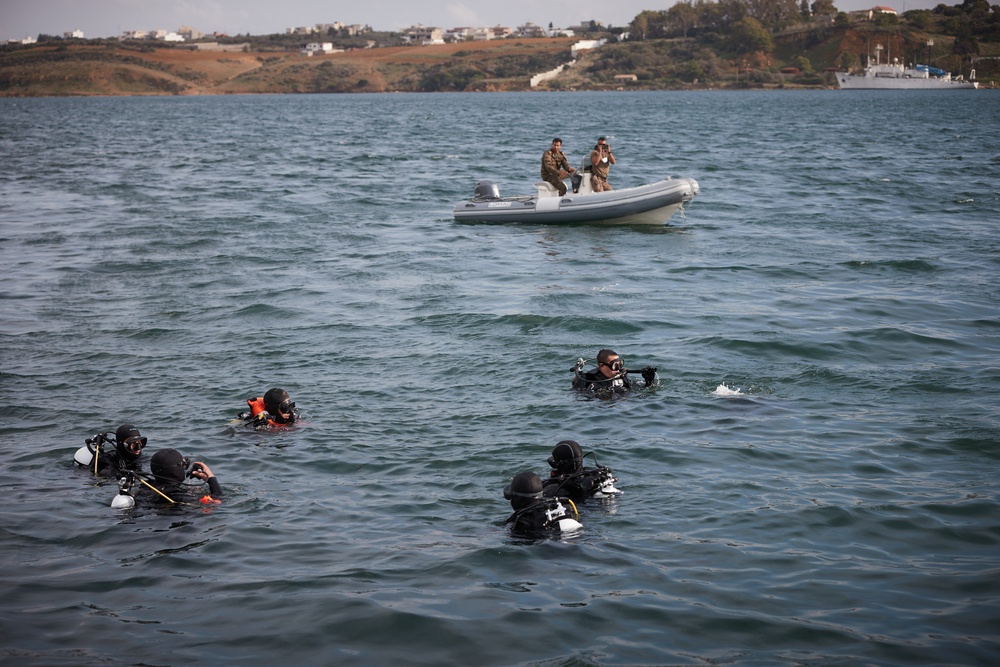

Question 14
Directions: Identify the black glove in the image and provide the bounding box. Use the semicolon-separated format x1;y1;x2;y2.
641;366;657;385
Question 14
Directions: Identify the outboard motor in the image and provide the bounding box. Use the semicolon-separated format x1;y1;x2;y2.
474;180;500;200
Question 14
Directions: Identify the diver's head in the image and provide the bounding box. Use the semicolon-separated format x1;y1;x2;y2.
597;349;623;378
548;440;584;475
114;424;147;463
150;448;189;485
504;470;544;511
263;387;295;423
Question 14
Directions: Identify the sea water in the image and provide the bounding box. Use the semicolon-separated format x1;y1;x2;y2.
1;90;999;666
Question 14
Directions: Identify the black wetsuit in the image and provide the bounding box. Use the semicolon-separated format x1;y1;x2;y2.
92;451;142;478
543;466;616;502
572;368;635;393
126;476;223;506
506;498;576;535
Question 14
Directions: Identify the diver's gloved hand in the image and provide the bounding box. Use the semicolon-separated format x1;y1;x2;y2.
641;366;657;385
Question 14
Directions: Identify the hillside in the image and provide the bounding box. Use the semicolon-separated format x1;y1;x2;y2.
1;23;995;97
0;39;577;96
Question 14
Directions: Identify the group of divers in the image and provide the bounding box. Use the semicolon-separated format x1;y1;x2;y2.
73;350;657;537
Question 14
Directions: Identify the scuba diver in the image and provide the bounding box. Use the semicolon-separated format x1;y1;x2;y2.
542;440;621;502
238;387;298;429
571;348;657;396
73;424;148;477
504;470;582;536
111;448;222;510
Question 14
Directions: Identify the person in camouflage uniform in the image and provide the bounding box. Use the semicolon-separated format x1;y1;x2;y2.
589;136;616;192
540;138;576;196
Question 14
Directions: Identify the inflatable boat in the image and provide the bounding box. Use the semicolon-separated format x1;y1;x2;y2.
453;173;699;225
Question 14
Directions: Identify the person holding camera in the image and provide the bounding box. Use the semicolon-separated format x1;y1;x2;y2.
540;137;576;196
100;447;222;509
145;448;223;503
589;136;616;192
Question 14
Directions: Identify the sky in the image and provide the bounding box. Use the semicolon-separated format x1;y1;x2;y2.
2;0;948;42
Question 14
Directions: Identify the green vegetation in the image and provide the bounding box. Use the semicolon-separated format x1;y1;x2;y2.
613;0;999;87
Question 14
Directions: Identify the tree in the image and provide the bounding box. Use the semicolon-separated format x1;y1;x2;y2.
746;0;801;31
667;2;701;37
800;0;811;20
630;11;666;40
728;17;773;53
811;0;838;15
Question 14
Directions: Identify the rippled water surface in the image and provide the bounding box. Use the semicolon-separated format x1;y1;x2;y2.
2;90;999;666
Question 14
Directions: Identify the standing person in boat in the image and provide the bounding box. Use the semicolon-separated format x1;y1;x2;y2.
589;136;616;192
571;348;657;395
540;138;577;196
238;387;299;429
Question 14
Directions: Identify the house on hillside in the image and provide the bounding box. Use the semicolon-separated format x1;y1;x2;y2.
445;27;473;42
401;25;444;45
302;42;338;55
178;26;203;40
850;5;898;20
517;23;547;38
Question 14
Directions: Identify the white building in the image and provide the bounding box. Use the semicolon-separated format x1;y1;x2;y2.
517;23;547;38
445;27;473;42
401;25;444;45
302;42;338;55
178;26;203;40
63;29;84;39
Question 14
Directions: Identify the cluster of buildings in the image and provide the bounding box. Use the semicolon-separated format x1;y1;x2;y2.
11;28;84;44
9;25;213;45
118;26;207;42
5;7;904;47
286;20;602;46
9;19;603;48
383;22;599;44
298;21;602;56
